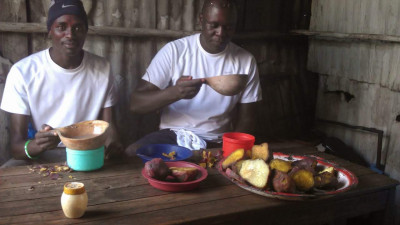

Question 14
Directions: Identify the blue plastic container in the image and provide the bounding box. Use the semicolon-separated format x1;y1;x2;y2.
136;144;193;163
66;146;104;171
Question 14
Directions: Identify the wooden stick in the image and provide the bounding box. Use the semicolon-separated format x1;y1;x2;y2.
291;29;400;43
0;22;194;38
4;22;400;42
0;22;292;40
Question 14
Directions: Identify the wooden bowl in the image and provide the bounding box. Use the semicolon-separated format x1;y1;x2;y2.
57;120;109;150
205;74;248;96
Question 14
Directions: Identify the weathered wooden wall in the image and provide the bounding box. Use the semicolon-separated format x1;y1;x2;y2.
307;0;400;218
0;0;316;165
0;0;28;165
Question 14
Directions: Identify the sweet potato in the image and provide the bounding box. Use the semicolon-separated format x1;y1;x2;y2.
291;157;318;175
245;149;252;159
272;170;296;193
291;169;315;191
288;166;301;177
144;158;170;180
239;159;270;189
170;167;198;182
269;158;292;173
251;143;272;162
314;167;339;189
222;148;245;169
231;159;245;174
226;168;245;183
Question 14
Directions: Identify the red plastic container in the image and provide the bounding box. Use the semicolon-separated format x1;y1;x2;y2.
222;132;255;157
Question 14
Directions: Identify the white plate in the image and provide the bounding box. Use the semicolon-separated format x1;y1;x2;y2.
217;152;358;201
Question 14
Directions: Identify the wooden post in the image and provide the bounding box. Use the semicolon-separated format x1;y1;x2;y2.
170;0;183;30
30;1;51;52
156;0;170;51
183;0;195;31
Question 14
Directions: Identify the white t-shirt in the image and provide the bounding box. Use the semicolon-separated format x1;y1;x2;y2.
143;34;262;141
0;49;116;131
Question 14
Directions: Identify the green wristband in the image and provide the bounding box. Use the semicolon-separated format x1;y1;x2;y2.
25;140;38;159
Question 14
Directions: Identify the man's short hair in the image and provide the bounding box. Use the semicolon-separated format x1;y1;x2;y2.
47;0;88;31
201;0;237;15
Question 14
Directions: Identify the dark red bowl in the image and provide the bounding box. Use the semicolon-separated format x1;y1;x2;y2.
141;161;208;192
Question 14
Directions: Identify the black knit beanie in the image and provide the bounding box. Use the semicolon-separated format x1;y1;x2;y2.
47;0;88;31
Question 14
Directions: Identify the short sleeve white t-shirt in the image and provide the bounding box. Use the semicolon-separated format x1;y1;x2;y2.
0;49;116;131
142;34;262;140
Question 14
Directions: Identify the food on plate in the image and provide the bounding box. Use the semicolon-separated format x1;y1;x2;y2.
144;158;202;183
225;168;244;183
314;167;339;189
291;156;318;175
222;148;245;169
162;151;176;160
291;169;315;191
231;159;245;173
269;158;292;173
199;150;221;168
220;142;342;194
239;159;270;189
170;167;198;182
245;149;252;158
251;143;271;162
272;170;296;193
144;158;171;180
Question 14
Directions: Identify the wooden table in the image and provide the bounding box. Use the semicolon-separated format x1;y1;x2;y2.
0;142;398;225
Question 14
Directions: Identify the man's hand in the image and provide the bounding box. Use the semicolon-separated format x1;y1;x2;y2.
129;77;205;114
33;124;60;152
175;76;205;99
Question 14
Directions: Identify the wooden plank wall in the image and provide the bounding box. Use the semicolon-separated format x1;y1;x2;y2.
308;0;400;216
0;0;316;165
0;0;28;165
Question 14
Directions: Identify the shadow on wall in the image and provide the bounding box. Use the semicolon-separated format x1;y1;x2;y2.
321;136;370;168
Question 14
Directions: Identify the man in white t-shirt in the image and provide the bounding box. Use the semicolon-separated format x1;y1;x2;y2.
125;0;262;155
0;0;121;167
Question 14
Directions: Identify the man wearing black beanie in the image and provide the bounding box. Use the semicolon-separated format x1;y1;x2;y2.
1;0;122;167
47;0;88;32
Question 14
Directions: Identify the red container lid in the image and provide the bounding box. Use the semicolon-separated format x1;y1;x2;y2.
223;132;255;143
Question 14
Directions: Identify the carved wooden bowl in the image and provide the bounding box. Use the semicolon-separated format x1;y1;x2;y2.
205;74;248;96
57;120;109;150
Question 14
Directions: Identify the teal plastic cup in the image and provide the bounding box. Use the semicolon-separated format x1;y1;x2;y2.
66;146;104;171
